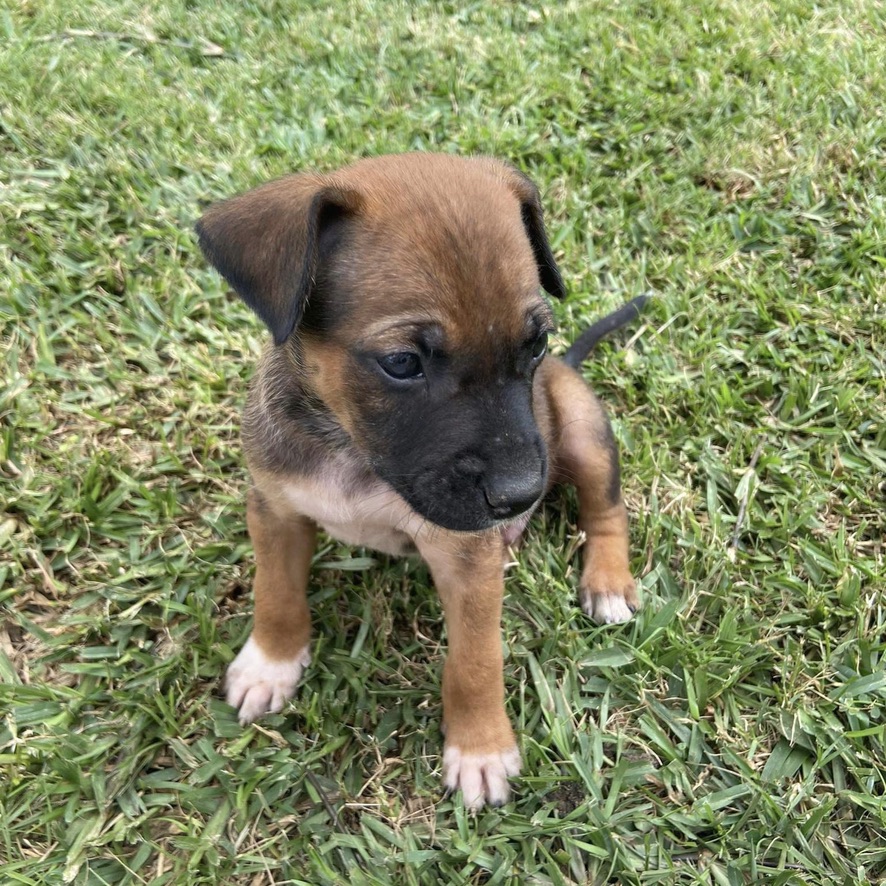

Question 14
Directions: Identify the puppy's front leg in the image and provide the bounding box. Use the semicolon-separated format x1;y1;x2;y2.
418;534;520;809
545;360;638;624
225;488;316;724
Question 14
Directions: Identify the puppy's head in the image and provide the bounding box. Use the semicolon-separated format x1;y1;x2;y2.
197;154;565;531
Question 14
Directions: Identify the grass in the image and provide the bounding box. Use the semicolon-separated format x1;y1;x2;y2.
1;0;884;882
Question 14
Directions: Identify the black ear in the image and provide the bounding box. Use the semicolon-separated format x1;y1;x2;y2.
196;176;361;345
520;196;566;299
506;167;566;299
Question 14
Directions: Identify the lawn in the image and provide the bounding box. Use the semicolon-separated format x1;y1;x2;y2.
1;0;884;883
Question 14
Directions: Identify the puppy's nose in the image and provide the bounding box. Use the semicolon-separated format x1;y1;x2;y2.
482;472;544;520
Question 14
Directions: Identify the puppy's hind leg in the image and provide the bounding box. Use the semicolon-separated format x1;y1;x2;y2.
545;360;638;624
225;487;316;724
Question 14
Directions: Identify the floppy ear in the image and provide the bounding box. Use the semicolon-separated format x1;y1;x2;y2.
196;176;361;345
503;166;566;300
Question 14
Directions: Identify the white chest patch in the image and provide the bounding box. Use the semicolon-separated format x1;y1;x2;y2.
280;458;423;556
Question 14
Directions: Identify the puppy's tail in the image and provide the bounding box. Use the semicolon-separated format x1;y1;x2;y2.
560;294;650;369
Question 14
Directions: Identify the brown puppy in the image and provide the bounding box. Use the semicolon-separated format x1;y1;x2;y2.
196;153;641;809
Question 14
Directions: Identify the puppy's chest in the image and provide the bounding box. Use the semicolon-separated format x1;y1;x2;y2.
280;461;420;557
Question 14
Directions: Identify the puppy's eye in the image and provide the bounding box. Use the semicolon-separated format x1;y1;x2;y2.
378;351;424;381
530;330;548;363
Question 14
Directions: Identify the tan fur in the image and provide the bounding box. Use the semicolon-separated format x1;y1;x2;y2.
417;532;515;756
245;488;316;660
542;360;638;619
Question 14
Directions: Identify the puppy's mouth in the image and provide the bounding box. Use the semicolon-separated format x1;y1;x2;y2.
379;459;547;534
498;509;535;547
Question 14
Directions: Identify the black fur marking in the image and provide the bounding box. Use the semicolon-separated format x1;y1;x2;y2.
598;420;623;507
505;165;566;299
247;486;271;512
520;200;566;299
299;204;355;336
362;367;547;530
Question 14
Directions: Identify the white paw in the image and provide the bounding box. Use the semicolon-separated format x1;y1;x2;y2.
442;745;521;809
224;635;310;725
583;592;637;625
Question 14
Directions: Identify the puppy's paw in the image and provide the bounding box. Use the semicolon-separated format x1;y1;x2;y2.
581;575;639;625
225;635;310;725
442;744;521;809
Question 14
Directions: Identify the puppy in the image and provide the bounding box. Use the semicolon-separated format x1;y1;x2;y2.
196;153;643;809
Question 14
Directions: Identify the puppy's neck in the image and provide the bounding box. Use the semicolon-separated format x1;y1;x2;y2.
243;341;356;478
279;340;350;443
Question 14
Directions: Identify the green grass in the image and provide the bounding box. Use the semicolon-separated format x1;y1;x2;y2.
1;0;885;882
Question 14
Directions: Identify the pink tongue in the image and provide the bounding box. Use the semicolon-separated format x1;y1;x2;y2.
500;512;532;548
